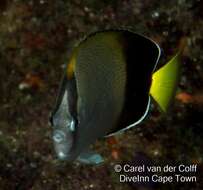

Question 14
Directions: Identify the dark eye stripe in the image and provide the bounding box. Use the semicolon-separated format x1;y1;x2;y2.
49;113;54;126
66;75;78;124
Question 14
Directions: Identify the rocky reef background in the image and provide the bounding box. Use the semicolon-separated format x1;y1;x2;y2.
0;0;202;189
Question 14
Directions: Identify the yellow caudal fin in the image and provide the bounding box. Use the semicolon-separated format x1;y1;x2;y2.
150;52;181;112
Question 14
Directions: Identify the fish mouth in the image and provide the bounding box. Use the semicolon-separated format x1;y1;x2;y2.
52;129;73;161
55;148;79;161
54;142;73;161
56;151;69;160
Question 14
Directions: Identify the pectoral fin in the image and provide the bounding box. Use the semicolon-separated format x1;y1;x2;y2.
77;149;104;165
150;52;181;112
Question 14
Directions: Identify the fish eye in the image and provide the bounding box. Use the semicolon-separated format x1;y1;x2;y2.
53;130;66;143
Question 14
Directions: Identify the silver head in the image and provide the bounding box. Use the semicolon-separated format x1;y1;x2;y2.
50;90;75;160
